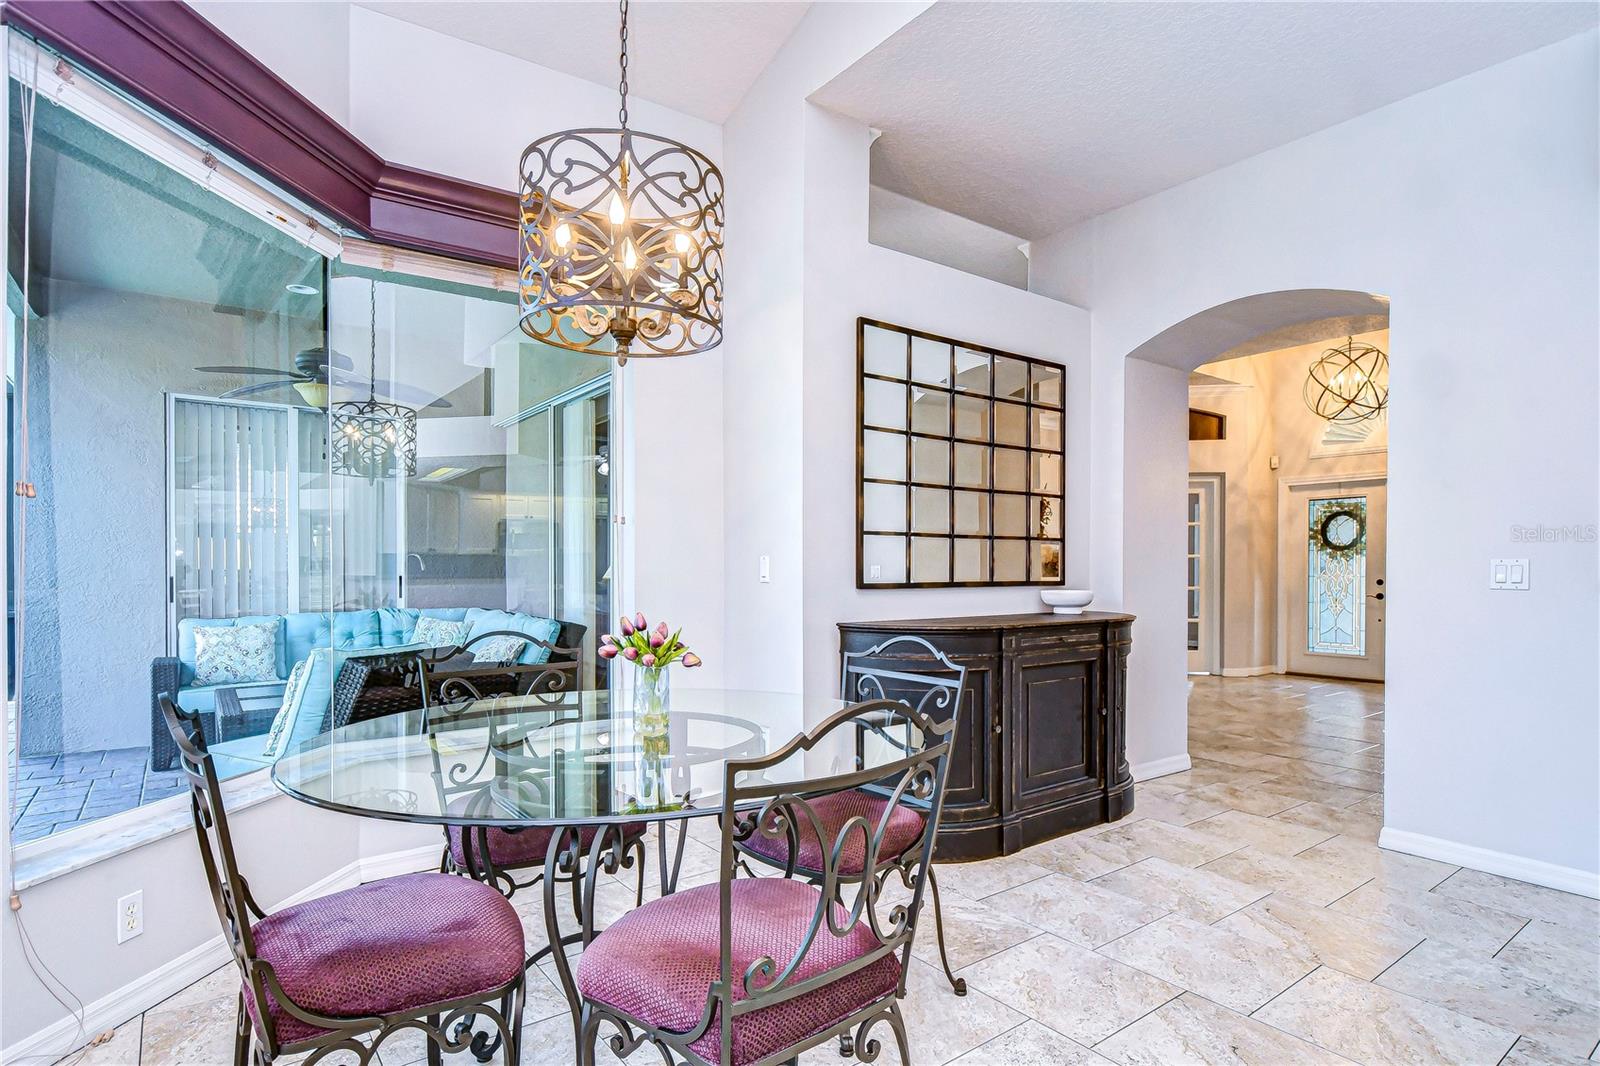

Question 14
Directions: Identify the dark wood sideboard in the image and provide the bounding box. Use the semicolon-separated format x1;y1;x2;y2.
838;612;1135;861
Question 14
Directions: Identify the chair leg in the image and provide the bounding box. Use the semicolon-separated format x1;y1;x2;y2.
508;981;526;1065
926;866;968;996
426;1014;443;1066
884;1000;912;1062
232;991;249;1066
579;1002;603;1066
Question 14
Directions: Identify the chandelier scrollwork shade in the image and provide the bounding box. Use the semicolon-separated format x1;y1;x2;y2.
331;279;418;478
517;0;724;365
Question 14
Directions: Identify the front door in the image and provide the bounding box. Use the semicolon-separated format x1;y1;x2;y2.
1285;478;1386;681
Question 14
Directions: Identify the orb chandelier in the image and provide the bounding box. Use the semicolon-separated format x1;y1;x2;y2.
1304;336;1389;424
517;0;724;366
331;279;417;478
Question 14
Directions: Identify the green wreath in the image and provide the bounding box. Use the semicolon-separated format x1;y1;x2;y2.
1312;501;1367;556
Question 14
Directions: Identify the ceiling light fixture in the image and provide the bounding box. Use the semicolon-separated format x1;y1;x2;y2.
331;280;417;478
517;0;724;366
1304;337;1389;424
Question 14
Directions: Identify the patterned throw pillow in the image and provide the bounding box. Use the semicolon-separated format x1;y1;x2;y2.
260;657;312;759
471;634;528;665
412;616;470;650
193;620;279;686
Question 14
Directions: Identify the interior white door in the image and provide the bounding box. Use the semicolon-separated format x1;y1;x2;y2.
1285;478;1386;681
1186;476;1222;674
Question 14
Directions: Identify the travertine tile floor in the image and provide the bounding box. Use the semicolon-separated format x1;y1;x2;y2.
60;676;1600;1065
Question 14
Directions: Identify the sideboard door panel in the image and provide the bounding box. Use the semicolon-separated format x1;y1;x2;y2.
1010;649;1102;811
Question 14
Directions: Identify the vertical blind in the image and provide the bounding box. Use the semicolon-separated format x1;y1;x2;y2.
170;398;291;621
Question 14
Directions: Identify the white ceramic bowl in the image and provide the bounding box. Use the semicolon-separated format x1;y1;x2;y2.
1040;588;1095;615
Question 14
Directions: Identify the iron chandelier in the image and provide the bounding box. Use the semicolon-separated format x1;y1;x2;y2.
331;279;417;478
1304;336;1389;424
517;0;724;366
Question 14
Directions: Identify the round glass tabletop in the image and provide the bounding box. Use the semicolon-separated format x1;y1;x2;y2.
270;688;874;827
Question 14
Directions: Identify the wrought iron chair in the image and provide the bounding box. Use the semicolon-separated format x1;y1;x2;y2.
157;696;527;1066
425;691;649;907
731;635;969;996
417;629;585;710
573;694;958;1065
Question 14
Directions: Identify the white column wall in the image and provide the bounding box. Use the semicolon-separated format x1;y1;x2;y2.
1030;31;1600;891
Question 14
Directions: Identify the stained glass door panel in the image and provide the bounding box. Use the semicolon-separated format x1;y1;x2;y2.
1286;479;1386;681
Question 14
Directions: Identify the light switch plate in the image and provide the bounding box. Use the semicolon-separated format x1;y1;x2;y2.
1489;558;1530;590
758;555;771;584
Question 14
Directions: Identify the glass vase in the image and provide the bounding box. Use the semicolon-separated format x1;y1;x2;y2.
634;665;671;737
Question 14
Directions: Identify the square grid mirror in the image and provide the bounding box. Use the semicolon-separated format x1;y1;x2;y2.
857;318;1065;588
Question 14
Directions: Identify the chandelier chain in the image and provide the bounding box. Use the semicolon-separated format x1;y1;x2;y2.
617;0;630;130
367;278;378;401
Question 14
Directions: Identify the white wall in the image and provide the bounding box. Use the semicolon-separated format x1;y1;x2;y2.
718;3;930;694
190;2;352;125
798;103;1092;708
868;184;1030;289
1031;32;1600;890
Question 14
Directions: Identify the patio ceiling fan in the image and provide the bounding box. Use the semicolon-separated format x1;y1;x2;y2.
195;346;451;410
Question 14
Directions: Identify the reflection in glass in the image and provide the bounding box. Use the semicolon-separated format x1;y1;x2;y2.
995;401;1028;446
910;387;950;435
994;540;1026;582
994;495;1027;538
994;356;1029;400
864;378;906;430
863;483;906;532
1032;408;1062;451
863;535;907;584
911;336;952;385
1030;496;1061;539
911;437;950;485
1032;363;1063;407
954;443;989;488
995;448;1027;492
1031;541;1062;582
954;348;990;394
954;540;989;583
863;430;908;481
862;325;906;377
954;393;989;440
1031;452;1062;494
954;491;989;536
911;487;950;534
910;537;950;583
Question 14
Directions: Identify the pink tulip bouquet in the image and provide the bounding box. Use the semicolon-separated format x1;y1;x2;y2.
601;612;699;735
597;612;702;670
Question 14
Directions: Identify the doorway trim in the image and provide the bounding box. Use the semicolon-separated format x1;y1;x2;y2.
1187;473;1224;675
1275;470;1387;675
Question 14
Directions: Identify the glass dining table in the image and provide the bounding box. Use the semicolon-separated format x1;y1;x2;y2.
270;685;875;1056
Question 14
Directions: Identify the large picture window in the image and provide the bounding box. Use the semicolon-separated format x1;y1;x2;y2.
5;41;616;848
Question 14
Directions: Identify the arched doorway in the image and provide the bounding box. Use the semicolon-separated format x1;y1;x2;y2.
1126;289;1390;817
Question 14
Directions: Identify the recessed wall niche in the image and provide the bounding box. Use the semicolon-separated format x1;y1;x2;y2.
856;318;1066;588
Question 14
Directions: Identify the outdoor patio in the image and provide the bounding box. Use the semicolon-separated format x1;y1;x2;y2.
8;748;185;843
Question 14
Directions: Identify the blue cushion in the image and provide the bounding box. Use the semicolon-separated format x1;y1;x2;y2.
463;609;561;665
175;681;287;716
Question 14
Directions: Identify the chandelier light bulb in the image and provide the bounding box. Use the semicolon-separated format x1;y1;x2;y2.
622;239;639;273
674;231;692;255
554;222;572;249
609;192;627;227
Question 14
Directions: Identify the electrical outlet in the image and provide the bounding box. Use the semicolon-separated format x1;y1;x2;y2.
116;890;143;944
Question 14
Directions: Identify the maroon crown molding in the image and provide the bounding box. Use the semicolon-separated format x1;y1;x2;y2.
1;0;519;268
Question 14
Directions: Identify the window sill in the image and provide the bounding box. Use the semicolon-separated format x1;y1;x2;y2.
12;769;282;891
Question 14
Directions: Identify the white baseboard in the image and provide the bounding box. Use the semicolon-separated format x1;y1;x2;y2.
359;844;443;883
1379;827;1600;900
1220;665;1277;678
1;848;438;1064
1132;753;1192;782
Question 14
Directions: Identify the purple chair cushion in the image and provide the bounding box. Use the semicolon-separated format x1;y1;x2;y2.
740;788;927;876
578;878;901;1065
244;872;523;1047
446;809;647;870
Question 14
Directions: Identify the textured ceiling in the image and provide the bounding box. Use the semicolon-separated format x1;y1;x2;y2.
354;1;811;122
813;1;1600;239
